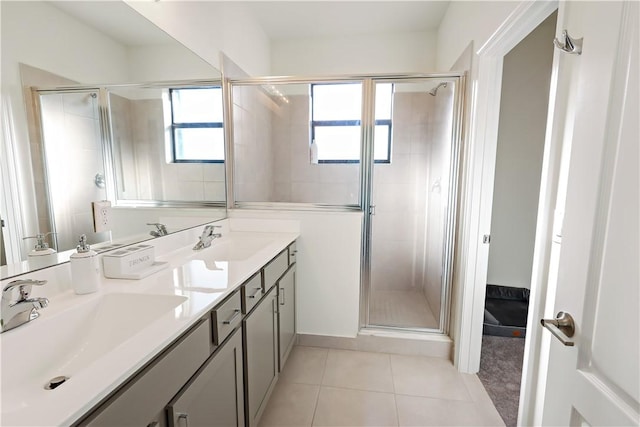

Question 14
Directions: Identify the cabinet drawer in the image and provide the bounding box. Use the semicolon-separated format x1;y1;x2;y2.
212;291;242;346
288;241;297;265
263;249;288;291
81;318;211;426
241;272;264;314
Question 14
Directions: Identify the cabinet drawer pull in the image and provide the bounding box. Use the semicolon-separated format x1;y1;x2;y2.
222;309;241;325
177;413;189;427
280;288;286;306
247;287;262;299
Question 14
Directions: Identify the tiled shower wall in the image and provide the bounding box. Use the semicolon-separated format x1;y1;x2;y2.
423;90;454;319
232;86;275;202
110;95;225;203
271;95;360;205
371;92;433;294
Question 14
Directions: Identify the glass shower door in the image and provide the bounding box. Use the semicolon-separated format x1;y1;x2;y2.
365;78;460;332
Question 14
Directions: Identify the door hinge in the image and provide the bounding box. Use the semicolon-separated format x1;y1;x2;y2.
369;205;376;215
483;234;491;244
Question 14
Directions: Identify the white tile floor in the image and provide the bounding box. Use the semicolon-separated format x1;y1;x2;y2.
259;346;505;427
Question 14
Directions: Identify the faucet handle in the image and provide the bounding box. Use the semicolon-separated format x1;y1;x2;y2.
3;279;47;300
203;225;222;235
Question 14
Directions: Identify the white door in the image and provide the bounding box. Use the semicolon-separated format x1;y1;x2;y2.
539;1;639;425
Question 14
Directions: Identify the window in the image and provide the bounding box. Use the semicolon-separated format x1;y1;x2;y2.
169;87;224;162
311;83;392;163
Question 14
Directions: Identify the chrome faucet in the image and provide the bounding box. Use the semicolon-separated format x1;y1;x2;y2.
193;225;222;251
147;223;168;238
1;279;49;333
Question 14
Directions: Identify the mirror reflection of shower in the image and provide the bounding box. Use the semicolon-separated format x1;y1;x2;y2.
428;82;448;96
37;90;111;252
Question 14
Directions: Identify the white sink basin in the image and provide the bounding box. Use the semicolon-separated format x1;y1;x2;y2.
193;237;273;263
1;293;186;412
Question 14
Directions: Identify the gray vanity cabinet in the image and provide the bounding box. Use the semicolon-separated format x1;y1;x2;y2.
243;285;278;427
167;327;244;427
277;264;296;371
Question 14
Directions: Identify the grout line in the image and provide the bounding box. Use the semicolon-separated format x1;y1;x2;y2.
318;347;330;386
392;391;400;427
310;347;329;426
309;384;321;427
387;353;396;394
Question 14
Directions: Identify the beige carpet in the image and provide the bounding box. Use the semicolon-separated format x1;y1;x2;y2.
369;290;439;329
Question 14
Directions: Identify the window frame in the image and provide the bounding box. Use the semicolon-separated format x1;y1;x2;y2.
169;86;224;164
310;83;392;164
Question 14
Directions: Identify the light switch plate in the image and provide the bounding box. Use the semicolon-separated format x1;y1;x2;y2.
92;200;112;232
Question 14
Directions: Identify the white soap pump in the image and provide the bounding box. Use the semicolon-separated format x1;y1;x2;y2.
70;234;100;295
23;232;57;269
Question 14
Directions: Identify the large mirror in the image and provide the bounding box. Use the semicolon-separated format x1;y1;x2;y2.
0;1;226;279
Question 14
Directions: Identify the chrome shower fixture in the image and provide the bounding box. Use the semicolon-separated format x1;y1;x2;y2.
429;82;448;96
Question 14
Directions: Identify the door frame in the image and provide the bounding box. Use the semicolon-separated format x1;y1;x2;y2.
451;0;560;423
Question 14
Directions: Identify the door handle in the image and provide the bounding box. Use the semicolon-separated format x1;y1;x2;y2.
540;311;575;346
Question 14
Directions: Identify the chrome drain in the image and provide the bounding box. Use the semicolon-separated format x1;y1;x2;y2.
45;375;69;390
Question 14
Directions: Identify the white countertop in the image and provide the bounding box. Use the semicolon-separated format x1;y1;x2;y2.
0;229;298;426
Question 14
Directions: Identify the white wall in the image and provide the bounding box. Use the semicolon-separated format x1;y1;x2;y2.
229;209;363;338
272;31;437;75
124;2;271;76
487;13;556;289
436;1;521;71
127;44;221;81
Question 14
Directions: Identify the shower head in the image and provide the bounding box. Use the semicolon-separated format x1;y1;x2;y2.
428;82;448;96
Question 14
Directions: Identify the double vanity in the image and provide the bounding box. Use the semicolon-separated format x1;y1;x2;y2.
0;220;299;427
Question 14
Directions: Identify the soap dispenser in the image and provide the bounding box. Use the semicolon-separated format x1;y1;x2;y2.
23;232;57;268
70;234;100;295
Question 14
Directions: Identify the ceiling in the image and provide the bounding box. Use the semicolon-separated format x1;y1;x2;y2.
244;1;451;40
50;1;176;46
51;1;450;47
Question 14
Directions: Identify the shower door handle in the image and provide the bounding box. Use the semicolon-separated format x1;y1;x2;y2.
540;311;575;346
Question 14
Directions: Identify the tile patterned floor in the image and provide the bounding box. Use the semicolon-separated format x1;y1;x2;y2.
369;290;439;329
259;346;505;427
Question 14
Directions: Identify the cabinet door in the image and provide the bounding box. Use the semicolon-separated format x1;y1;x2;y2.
243;286;278;427
278;265;296;371
167;327;244;427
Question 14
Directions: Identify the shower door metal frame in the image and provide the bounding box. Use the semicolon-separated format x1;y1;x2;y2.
359;74;466;335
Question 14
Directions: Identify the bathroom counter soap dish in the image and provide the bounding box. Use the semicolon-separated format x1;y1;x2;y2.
102;244;167;279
